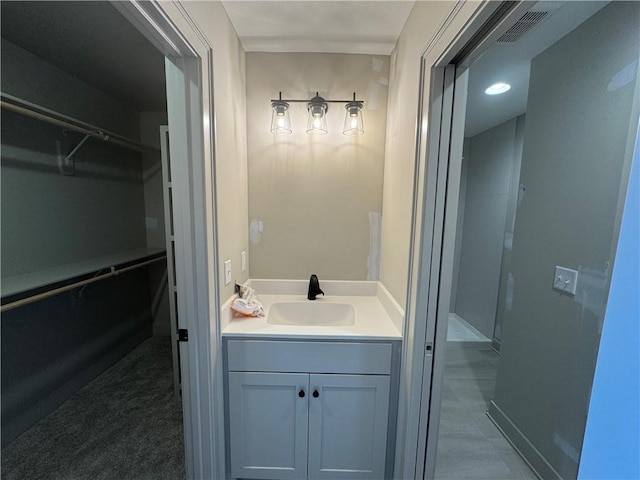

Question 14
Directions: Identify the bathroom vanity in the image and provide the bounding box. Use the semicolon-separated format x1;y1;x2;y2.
222;280;403;480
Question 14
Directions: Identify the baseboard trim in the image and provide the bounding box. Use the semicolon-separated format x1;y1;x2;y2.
487;401;562;480
446;340;493;349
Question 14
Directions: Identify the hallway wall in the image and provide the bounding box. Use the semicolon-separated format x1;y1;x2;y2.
489;3;640;477
453;117;524;339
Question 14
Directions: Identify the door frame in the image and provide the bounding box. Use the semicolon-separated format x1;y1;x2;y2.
399;2;540;478
412;2;640;478
111;2;223;479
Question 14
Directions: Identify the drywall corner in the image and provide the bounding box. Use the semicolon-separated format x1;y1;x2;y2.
176;2;250;302
379;1;458;310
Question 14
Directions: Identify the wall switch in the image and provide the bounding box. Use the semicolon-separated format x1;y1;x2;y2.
241;251;247;272
224;260;232;285
553;266;578;295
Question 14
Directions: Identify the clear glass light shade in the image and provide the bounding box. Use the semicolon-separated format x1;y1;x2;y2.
270;101;292;135
343;101;364;135
306;99;328;135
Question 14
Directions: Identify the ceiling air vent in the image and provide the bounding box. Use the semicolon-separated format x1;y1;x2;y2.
497;11;550;43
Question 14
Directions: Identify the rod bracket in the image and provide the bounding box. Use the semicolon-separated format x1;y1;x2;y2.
56;140;74;176
58;133;92;175
65;134;91;163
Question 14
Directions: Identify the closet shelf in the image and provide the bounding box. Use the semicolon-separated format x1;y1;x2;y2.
1;247;166;299
0;92;160;155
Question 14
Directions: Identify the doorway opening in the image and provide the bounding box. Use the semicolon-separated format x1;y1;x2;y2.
0;2;186;477
426;1;639;478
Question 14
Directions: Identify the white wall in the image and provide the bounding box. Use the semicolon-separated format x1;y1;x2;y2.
246;52;389;281
175;1;249;303
380;1;461;308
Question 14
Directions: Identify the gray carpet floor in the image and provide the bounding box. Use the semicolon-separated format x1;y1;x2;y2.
435;345;538;479
1;337;185;480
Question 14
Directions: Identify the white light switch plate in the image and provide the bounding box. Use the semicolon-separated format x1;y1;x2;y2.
241;251;247;272
224;260;232;285
553;266;578;295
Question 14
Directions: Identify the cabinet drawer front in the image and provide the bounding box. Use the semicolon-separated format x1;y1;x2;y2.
227;340;392;375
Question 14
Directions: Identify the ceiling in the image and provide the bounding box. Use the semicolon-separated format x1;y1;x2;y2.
0;1;609;135
464;1;608;136
221;1;415;55
0;1;167;111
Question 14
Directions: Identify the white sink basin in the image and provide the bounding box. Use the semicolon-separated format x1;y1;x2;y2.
267;302;355;326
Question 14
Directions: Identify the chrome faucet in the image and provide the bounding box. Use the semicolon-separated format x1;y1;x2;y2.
307;274;324;300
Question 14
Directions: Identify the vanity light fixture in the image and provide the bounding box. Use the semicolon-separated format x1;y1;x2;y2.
343;94;364;135
485;82;511;95
306;94;328;135
270;92;292;135
270;92;364;135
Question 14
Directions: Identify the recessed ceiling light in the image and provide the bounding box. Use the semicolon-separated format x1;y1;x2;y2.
485;82;511;95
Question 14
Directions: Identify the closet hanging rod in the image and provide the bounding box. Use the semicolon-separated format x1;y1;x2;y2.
0;255;167;313
0;93;157;154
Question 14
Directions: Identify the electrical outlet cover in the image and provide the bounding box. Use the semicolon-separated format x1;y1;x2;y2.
224;260;232;285
553;266;578;295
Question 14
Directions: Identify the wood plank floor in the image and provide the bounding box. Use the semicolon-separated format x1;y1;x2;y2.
435;345;538;480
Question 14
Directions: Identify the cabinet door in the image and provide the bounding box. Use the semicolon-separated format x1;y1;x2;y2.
308;374;390;480
229;372;309;479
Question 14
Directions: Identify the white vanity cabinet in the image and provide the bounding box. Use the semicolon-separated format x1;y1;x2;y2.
225;339;397;480
228;371;309;479
307;373;390;479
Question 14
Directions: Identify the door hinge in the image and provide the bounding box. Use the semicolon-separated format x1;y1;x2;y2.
178;329;188;342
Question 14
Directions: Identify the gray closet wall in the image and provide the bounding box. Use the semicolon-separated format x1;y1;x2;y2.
1;39;167;445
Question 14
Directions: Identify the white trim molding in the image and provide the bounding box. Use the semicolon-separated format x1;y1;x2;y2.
113;1;224;478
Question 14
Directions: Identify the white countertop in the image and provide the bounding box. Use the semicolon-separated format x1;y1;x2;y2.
222;293;402;340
